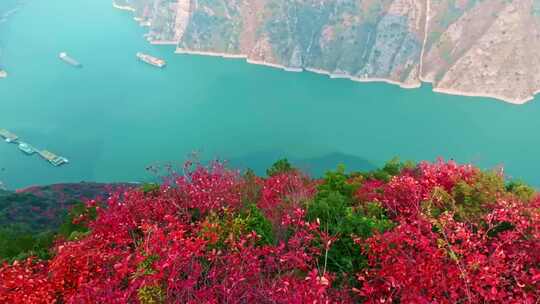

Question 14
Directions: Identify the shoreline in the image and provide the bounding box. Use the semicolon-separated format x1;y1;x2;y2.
112;1;135;12
175;48;419;87
174;48;304;72
304;67;421;89
432;87;529;105
420;72;531;105
150;40;177;45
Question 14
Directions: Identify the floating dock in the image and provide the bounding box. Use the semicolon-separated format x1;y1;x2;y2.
0;129;18;142
39;150;69;166
0;128;69;167
18;142;36;155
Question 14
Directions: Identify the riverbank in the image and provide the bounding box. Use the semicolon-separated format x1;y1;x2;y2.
174;48;304;72
431;87;530;105
111;1;134;12
174;48;424;85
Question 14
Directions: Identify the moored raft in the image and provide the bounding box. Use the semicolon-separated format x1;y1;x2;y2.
18;142;36;155
39;150;69;167
0;129;18;142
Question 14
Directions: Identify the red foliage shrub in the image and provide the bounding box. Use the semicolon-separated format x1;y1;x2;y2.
355;160;539;303
0;259;56;304
1;163;344;303
355;159;480;218
258;172;316;230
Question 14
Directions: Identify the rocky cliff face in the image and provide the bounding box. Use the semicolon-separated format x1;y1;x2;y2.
114;0;540;104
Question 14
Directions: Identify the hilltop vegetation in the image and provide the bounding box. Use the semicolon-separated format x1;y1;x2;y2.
0;159;539;303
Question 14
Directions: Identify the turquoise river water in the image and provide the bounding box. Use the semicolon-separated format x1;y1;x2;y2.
1;0;539;189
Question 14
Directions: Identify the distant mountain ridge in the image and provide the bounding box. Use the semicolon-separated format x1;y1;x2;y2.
114;0;540;104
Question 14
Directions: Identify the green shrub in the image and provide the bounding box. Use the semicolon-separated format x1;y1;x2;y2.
0;201;98;262
201;204;275;248
140;183;160;194
59;202;97;239
241;204;275;245
266;158;295;177
506;180;536;202
0;226;54;262
138;285;165;304
452;171;505;222
360;157;415;182
316;164;358;199
307;166;393;280
136;253;160;276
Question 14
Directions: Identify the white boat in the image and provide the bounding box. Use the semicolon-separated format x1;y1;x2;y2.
136;52;166;68
59;52;82;67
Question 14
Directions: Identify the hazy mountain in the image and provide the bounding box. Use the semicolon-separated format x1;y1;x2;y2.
228;151;376;177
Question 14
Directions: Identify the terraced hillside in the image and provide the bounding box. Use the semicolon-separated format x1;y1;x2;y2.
114;0;540;104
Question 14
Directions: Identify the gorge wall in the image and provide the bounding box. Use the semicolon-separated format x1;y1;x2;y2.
114;0;540;104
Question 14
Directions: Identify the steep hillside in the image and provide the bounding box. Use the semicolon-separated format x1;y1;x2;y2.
0;183;135;233
114;0;540;104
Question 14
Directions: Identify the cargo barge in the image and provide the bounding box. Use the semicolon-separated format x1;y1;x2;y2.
136;52;166;68
59;52;82;67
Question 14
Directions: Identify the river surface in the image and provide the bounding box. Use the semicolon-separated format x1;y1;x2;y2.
1;0;539;189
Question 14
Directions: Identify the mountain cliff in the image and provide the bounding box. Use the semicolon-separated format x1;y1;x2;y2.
114;0;540;104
